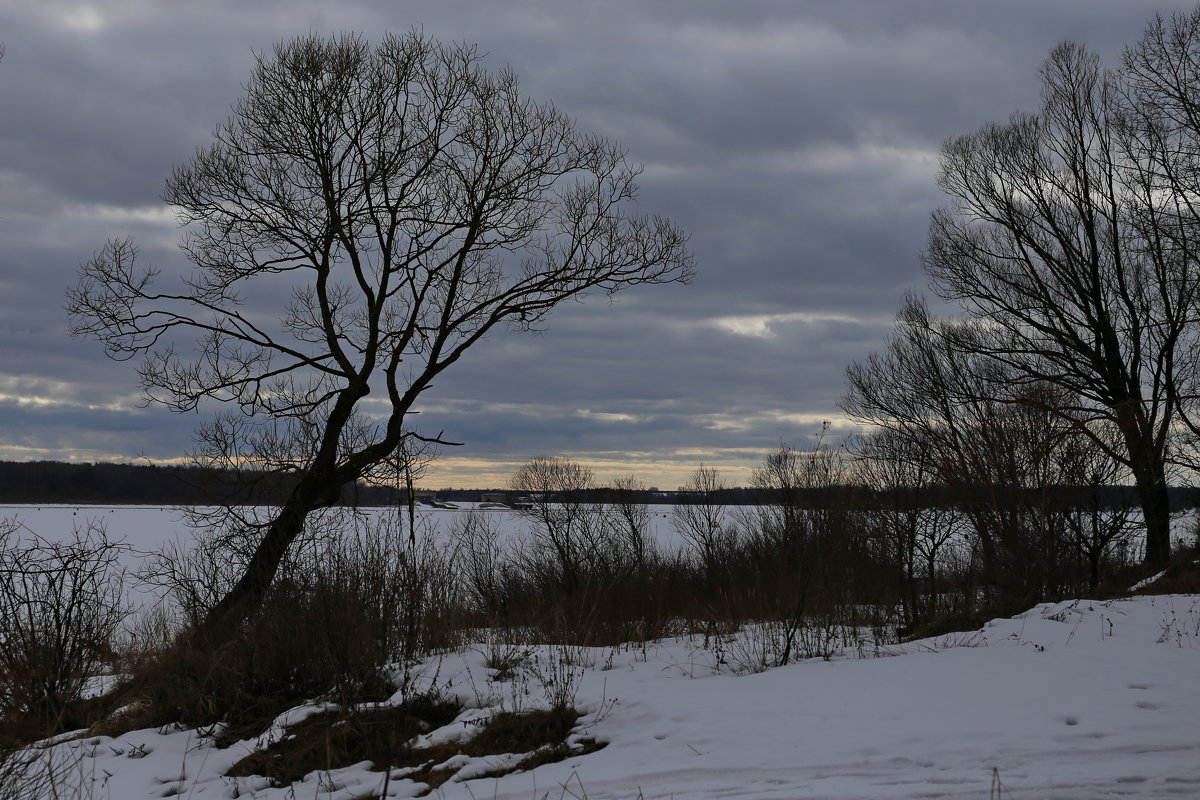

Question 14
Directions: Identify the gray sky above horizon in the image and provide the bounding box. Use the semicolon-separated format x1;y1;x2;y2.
0;1;1192;489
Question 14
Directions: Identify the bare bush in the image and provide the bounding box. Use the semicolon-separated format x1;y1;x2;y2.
121;511;462;742
852;427;963;630
0;519;128;744
0;745;79;800
446;463;682;645
332;513;464;685
449;509;517;622
510;457;609;595
605;475;655;575
672;465;734;581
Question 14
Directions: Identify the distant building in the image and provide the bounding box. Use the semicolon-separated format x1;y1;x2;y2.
480;492;507;504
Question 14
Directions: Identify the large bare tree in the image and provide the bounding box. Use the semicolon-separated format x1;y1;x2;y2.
68;32;692;631
843;298;1130;604
922;41;1200;565
1122;9;1200;447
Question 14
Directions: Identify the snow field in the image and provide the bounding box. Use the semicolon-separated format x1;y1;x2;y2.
5;505;1199;798
22;593;1200;799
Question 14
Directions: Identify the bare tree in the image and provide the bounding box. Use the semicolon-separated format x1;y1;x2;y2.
923;41;1200;564
68;32;692;631
606;474;654;572
947;383;1105;606
672;465;731;580
844;299;1134;606
509;456;603;594
1121;9;1200;454
1054;419;1138;590
740;434;859;665
852;426;960;630
749;433;848;554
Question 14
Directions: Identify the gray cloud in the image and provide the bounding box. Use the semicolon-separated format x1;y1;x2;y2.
0;0;1193;487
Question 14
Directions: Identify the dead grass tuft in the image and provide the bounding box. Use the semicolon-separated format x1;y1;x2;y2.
226;702;604;793
1136;547;1200;594
226;696;461;786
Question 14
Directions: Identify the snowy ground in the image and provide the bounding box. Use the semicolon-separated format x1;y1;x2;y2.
5;506;1199;798
21;592;1200;800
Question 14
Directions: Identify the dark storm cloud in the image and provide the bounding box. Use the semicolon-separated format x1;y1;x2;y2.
0;0;1194;486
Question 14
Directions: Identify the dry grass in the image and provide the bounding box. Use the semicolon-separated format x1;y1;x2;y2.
226;695;462;786
1135;546;1200;594
226;701;604;794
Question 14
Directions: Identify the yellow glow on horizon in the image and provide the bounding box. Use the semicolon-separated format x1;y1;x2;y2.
0;448;764;491
416;451;764;490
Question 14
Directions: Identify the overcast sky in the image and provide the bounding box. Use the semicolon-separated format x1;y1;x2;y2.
0;1;1193;489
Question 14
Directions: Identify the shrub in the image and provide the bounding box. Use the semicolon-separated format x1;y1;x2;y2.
0;519;128;746
115;513;463;743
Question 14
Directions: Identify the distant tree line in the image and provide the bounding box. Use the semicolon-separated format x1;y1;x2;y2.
0;460;390;506
0;459;1189;509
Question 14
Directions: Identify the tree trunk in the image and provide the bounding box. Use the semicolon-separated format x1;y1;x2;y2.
1131;462;1171;566
201;471;342;636
1115;404;1172;566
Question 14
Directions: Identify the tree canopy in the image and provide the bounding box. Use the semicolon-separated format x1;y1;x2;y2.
68;31;693;628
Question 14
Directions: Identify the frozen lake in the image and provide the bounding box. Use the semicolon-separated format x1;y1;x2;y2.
0;501;689;570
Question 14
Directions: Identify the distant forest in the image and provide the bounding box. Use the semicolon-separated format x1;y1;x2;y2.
0;459;744;506
0;460;402;506
0;459;1192;509
0;459;775;506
